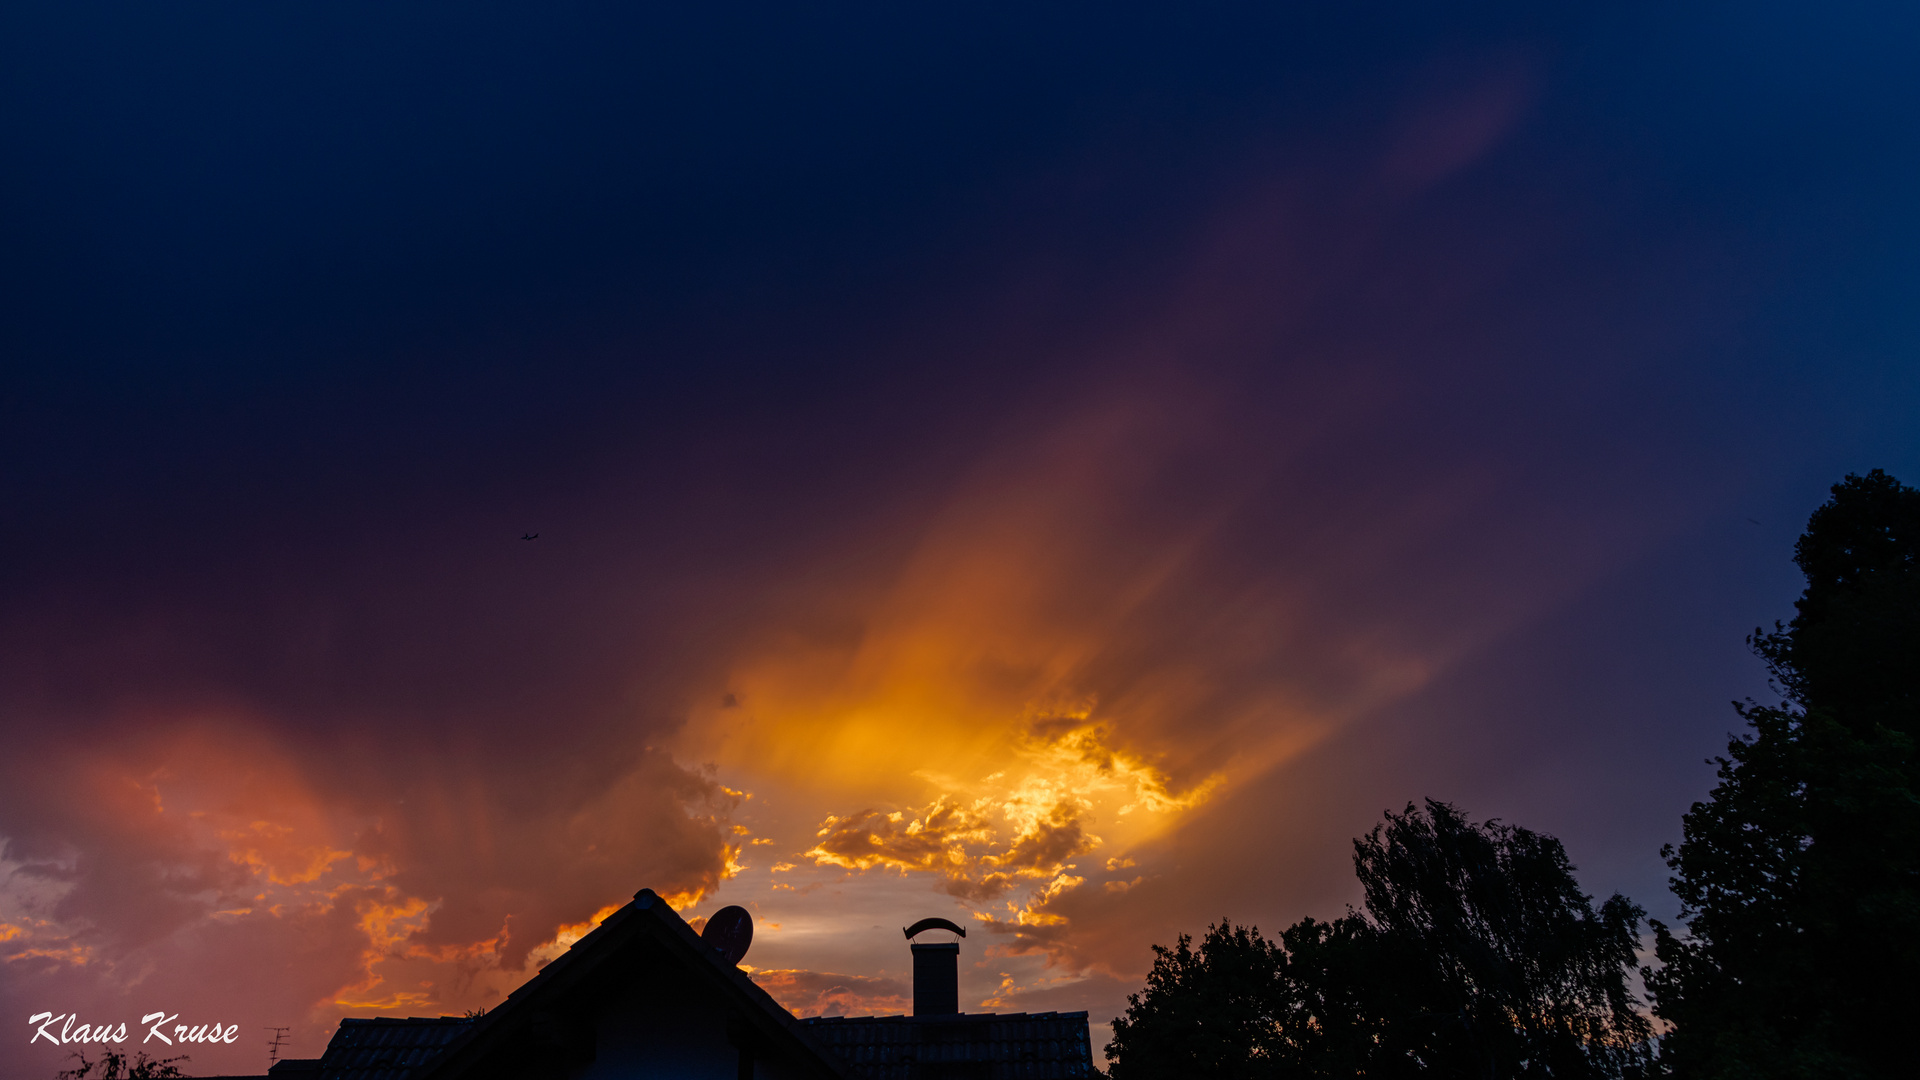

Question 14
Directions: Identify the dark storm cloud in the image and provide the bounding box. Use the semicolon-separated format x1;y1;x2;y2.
365;748;741;968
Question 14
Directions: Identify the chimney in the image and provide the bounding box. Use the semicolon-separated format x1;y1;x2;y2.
910;942;960;1015
902;917;967;1016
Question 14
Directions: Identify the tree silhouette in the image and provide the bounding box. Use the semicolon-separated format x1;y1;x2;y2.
1107;801;1651;1078
53;1049;190;1080
1352;801;1652;1079
1649;469;1920;1078
1106;920;1289;1080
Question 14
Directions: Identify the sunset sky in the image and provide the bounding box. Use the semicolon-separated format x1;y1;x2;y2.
5;3;1920;1075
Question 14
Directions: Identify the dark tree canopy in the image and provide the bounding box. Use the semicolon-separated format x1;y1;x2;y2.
1105;920;1289;1080
1649;470;1920;1079
1759;468;1920;737
54;1050;189;1080
1354;802;1652;1078
1107;801;1651;1079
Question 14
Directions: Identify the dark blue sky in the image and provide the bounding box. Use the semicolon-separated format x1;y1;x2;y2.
5;4;1914;485
3;3;1918;1072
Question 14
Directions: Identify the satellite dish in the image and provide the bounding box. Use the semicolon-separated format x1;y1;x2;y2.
702;905;753;965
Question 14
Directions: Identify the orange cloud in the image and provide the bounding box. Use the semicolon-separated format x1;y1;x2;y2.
993;801;1095;876
0;711;748;1073
807;797;994;877
221;821;352;886
748;968;912;1018
787;707;1220;937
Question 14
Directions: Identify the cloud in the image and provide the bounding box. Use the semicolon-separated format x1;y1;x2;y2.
668;121;1677;990
973;968;1135;1017
0;714;745;1075
0;22;1757;1077
806;797;994;879
747;968;912;1018
798;709;1216;919
992;802;1094;877
804;789;1098;892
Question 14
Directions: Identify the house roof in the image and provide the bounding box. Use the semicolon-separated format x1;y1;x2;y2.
408;888;850;1080
308;1018;473;1080
190;1018;469;1080
231;890;1109;1080
801;1011;1098;1080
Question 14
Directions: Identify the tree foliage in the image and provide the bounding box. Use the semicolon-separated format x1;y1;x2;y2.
1353;801;1652;1078
54;1050;190;1080
1107;801;1651;1079
1648;469;1920;1079
1105;920;1289;1079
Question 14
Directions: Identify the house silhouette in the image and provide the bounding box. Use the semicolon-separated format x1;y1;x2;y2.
217;888;1095;1080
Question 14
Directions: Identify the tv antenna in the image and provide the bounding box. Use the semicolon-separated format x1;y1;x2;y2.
266;1027;291;1066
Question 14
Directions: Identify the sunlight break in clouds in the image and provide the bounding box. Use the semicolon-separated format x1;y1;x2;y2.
671;95;1635;990
803;710;1218;918
678;364;1457;976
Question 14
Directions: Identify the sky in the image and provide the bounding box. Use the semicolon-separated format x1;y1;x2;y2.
3;2;1919;1075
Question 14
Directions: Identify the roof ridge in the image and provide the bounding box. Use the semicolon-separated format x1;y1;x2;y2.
402;887;849;1080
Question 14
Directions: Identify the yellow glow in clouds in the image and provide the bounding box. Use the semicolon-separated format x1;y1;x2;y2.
679;403;1264;935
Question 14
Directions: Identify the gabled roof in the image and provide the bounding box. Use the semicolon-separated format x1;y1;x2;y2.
802;1011;1098;1079
409;888;849;1080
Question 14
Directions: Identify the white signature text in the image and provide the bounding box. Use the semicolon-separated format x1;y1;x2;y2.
28;1012;240;1046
